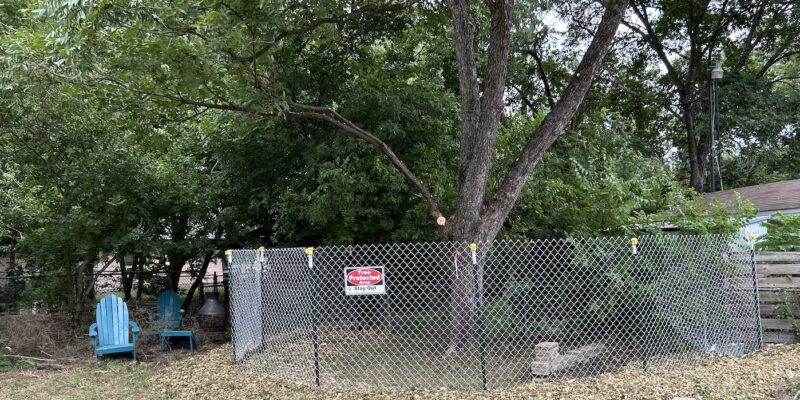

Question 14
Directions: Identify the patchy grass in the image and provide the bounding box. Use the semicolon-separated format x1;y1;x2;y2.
0;361;153;400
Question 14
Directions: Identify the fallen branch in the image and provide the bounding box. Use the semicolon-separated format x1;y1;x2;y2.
2;354;56;362
35;363;65;370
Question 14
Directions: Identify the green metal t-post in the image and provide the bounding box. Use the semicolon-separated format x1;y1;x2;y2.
306;247;321;387
631;238;648;372
470;243;488;390
747;234;764;349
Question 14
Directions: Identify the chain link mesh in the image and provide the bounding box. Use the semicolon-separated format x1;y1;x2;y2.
228;234;761;390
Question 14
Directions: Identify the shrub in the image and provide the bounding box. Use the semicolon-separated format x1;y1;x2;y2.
758;213;800;251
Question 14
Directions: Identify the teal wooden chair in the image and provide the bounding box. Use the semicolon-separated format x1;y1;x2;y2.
156;290;197;351
89;295;140;361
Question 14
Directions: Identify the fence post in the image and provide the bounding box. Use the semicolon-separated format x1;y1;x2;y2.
225;250;235;363
631;237;648;372
222;265;230;329
306;247;321;387
747;234;764;349
470;243;488;390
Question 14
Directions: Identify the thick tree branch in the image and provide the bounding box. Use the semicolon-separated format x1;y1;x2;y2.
701;0;731;62
770;75;800;84
480;0;629;240
448;0;513;237
510;83;538;114
449;0;482;138
226;2;413;62
528;47;555;109
99;79;444;223
285;103;442;222
447;0;486;234
735;1;768;70
479;0;513;129
628;1;685;94
757;48;800;78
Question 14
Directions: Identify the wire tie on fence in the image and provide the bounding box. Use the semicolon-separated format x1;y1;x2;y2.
452;251;459;278
747;233;757;250
469;243;478;264
225;249;233;264
630;237;638;255
305;247;314;270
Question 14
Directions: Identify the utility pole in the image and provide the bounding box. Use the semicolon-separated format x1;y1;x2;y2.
708;61;723;192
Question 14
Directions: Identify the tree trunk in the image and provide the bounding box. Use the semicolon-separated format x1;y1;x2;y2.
9;237;16;271
684;99;710;193
74;253;98;319
182;255;212;311
446;250;479;353
63;248;77;320
120;254;139;301
443;0;630;353
167;254;189;290
136;254;145;301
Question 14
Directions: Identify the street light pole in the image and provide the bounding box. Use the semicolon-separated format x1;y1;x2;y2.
708;61;723;192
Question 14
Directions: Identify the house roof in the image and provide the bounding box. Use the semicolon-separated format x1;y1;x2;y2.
704;179;800;212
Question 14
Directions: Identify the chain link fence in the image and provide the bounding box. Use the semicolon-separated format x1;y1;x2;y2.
228;235;762;390
0;270;225;314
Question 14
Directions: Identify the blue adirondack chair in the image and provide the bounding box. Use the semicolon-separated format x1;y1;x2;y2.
156;290;197;351
89;295;140;361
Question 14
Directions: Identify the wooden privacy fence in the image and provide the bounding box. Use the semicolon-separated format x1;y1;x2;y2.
757;252;800;344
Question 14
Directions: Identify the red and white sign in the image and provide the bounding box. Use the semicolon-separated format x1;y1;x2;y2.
344;266;386;295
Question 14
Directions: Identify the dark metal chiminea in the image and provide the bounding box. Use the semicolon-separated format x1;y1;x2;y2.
198;272;226;332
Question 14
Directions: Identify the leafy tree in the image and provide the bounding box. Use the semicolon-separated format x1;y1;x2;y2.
717;59;800;188
758;213;800;251
35;0;630;348
618;0;800;191
0;0;764;348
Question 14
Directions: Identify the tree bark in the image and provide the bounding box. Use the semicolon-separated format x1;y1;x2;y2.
444;0;629;352
167;254;189;290
683;97;708;192
447;0;511;241
136;254;145;301
120;254;140;301
479;0;629;242
182;255;212;311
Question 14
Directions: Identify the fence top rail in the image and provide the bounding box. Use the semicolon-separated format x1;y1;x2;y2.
0;270;221;280
229;233;747;255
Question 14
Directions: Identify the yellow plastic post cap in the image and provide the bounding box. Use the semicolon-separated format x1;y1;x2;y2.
747;233;757;242
258;246;265;252
224;249;233;256
469;243;477;252
630;238;638;246
305;247;314;255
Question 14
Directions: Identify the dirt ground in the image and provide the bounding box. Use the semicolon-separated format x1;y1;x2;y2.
2;314;800;399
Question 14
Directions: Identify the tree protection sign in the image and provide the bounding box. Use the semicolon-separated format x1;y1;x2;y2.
344;266;386;295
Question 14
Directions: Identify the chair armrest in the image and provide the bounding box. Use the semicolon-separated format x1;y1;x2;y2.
130;321;140;344
89;323;98;349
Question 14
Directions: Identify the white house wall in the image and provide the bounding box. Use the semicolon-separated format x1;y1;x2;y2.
740;208;800;239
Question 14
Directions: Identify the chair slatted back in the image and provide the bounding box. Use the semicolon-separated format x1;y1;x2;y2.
96;295;131;346
156;290;182;330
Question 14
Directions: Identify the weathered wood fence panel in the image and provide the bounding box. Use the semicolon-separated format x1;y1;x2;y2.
757;252;800;344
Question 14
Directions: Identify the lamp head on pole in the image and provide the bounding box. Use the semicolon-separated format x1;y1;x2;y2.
711;61;723;80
